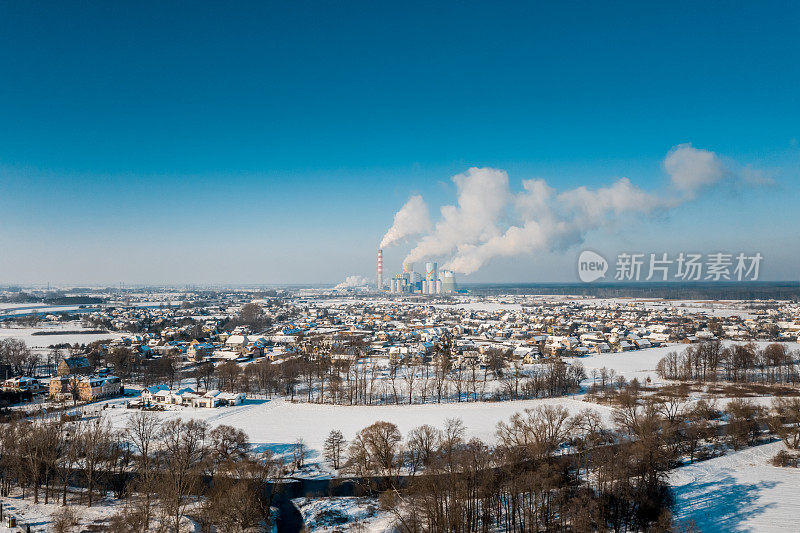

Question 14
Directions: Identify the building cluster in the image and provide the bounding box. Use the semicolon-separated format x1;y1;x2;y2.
288;295;800;367
140;384;245;408
46;356;122;402
2;286;800;409
388;262;457;294
65;292;800;373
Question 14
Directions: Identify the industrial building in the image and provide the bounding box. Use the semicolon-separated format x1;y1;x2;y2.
386;260;457;295
376;248;457;294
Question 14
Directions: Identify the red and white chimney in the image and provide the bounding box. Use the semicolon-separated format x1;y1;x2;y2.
377;249;383;290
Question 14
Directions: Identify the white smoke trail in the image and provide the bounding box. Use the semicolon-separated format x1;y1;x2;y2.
446;177;663;274
383;144;760;275
334;275;370;289
404;167;510;263
379;195;432;249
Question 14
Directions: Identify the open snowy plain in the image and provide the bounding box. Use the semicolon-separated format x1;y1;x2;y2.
101;394;612;475
0;322;126;349
670;441;800;532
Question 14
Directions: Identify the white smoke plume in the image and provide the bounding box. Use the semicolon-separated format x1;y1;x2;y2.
405;167;511;263
383;144;760;275
447;177;663;274
379;195;432;248
334;275;370;289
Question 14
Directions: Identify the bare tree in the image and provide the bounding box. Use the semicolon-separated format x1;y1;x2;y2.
292;438;306;471
347;421;402;487
768;397;800;449
77;417;113;507
406;424;442;475
323;430;346;470
158;419;208;532
126;412;159;530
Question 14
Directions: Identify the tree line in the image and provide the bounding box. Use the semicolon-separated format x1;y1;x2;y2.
2;391;799;531
186;351;585;407
656;341;799;383
335;394;800;532
0;413;283;532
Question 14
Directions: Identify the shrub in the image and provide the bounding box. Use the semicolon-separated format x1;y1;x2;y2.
771;450;800;468
51;506;79;533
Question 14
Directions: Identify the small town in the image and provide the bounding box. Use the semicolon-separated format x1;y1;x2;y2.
3;1;799;531
1;287;800;531
3;288;800;405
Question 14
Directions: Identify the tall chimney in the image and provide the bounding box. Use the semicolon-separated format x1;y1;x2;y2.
377;249;383;291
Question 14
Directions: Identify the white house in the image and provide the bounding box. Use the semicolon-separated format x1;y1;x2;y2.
192;390;221;408
216;392;246;406
225;335;250;351
141;384;170;404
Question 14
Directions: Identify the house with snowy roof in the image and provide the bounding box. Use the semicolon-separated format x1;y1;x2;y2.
141;384;170;404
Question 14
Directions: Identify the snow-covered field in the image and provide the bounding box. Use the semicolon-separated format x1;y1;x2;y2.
566;344;677;384
0;322;126;348
566;341;800;385
293;497;394;532
670;441;800;532
100;395;611;475
0;493;120;533
0;303;84;318
93;340;798;475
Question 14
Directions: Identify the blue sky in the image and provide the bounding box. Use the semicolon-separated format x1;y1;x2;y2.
0;1;798;285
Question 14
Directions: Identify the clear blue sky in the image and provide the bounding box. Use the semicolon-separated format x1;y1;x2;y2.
0;1;798;285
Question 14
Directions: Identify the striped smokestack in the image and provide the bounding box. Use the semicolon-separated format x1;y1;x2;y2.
377;249;383;290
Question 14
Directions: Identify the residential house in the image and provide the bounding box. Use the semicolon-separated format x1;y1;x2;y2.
2;376;40;393
50;374;122;401
57;356;91;376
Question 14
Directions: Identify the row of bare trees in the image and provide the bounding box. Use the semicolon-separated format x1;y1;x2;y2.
656;341;799;383
202;354;584;407
339;403;677;532
0;338;38;376
337;393;800;532
0;413;283;532
0;416;121;507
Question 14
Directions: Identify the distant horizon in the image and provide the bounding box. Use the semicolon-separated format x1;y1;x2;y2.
3;280;799;290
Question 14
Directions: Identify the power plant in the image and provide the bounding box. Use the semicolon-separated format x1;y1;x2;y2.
382;254;457;294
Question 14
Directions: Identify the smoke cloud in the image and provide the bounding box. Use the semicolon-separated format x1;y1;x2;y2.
663;143;727;197
379;195;432;249
447;177;664;274
334;275;370;289
405;167;511;263
381;144;763;275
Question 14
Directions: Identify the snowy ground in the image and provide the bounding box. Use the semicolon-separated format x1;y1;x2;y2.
0;303;84;318
669;441;800;532
560;298;761;319
93;340;798;476
565;344;678;384
316;296;765;318
0;321;125;349
566;341;800;385
293;497;395;532
100;395;612;476
0;492;120;532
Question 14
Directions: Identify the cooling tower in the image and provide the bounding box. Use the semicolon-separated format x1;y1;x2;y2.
441;270;457;293
425;262;437;281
